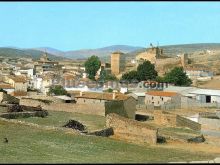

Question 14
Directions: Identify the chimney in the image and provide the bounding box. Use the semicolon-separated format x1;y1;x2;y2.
80;91;83;96
112;92;116;100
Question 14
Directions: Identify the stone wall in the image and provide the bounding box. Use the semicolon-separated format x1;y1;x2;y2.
123;97;137;119
106;113;158;144
176;115;201;131
20;98;105;116
154;111;177;126
87;127;114;137
0;111;48;119
76;98;105;105
105;97;136;119
154;111;201;131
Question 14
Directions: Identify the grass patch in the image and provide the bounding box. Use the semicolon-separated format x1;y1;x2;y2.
14;110;106;131
21;98;53;105
0;121;216;163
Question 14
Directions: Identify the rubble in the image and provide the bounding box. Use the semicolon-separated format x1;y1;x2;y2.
63;120;87;132
187;135;205;143
7;104;23;112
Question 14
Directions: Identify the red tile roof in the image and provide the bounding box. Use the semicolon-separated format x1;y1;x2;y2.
9;76;27;83
70;91;131;101
0;84;14;89
146;91;177;97
11;91;27;96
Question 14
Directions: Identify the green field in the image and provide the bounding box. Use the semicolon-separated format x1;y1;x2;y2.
0;120;216;163
14;110;106;132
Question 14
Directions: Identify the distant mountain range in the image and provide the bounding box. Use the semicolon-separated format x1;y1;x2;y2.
1;43;220;61
0;47;67;61
33;45;144;60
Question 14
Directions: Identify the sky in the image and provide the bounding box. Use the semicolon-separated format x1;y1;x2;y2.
0;2;220;51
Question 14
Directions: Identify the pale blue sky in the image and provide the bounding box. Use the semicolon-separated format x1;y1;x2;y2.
0;2;220;51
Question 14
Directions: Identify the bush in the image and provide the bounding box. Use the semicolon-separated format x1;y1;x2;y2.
48;85;68;96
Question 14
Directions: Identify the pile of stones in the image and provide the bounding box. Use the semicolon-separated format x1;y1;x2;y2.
63;120;87;132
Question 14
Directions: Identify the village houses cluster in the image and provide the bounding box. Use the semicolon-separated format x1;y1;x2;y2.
0;45;219;121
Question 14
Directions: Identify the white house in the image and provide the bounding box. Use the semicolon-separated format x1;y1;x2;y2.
185;67;213;80
189;89;220;103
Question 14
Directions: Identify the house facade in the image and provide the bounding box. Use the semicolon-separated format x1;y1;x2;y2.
145;91;181;107
72;91;137;119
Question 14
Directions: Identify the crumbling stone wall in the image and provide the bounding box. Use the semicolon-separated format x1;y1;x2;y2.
176;115;201;131
154;111;177;126
0;111;48;119
87;127;114;137
154;111;201;131
106;113;158;144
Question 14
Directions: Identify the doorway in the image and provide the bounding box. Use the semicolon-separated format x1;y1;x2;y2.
206;95;211;103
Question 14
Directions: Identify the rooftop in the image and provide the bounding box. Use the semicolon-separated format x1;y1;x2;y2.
8;75;27;83
146;91;178;97
69;91;131;101
0;83;14;89
53;95;73;100
189;89;220;96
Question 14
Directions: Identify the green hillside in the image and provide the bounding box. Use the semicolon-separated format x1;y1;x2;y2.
0;47;67;61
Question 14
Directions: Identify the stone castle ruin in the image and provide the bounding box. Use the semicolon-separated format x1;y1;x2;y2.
109;43;190;77
135;44;189;76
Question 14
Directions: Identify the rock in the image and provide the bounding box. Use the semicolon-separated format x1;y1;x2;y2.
63;120;86;132
187;134;205;143
157;135;166;143
7;104;23;112
88;127;114;137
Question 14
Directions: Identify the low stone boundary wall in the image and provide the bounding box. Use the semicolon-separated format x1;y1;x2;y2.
87;127;114;137
106;113;158;144
0;111;48;119
154;111;201;131
154;111;177;126
199;112;220;119
176;115;201;131
20;98;105;116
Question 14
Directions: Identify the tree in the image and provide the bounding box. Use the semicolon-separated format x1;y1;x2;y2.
48;85;68;96
164;67;192;86
121;70;139;83
99;69;117;82
137;60;158;81
155;76;164;83
84;55;101;80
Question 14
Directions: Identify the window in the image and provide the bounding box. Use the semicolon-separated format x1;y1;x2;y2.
152;97;154;100
161;97;163;101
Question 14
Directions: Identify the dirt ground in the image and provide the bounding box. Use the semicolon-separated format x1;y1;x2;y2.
156;135;220;156
198;75;220;89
